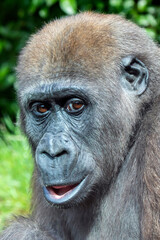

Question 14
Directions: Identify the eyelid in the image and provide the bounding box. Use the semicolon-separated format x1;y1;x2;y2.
29;102;51;116
64;98;85;114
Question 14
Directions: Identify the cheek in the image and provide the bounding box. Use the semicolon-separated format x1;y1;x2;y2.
78;147;96;172
81;123;117;176
24;117;46;146
63;107;93;132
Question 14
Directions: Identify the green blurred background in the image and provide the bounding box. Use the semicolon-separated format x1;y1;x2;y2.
0;0;160;231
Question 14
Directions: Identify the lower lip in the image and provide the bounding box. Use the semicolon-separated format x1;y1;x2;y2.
43;177;88;205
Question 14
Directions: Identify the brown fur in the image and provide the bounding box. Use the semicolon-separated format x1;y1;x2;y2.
141;97;160;240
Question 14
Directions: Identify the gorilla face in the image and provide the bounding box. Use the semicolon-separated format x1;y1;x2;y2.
20;54;148;208
20;78;117;207
21;80;100;207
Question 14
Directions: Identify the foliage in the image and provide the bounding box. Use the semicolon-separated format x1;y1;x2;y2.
0;0;160;123
0;120;33;230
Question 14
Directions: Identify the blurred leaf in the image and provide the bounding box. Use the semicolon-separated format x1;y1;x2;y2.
96;1;105;11
0;40;12;53
45;0;58;7
109;0;123;9
29;0;44;14
39;8;49;18
0;123;33;230
147;7;156;15
59;0;77;15
2;116;17;133
0;64;10;84
32;0;44;7
145;28;156;39
137;14;157;27
137;0;147;12
123;0;134;10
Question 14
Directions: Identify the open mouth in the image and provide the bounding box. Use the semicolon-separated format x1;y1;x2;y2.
46;183;79;199
43;177;88;205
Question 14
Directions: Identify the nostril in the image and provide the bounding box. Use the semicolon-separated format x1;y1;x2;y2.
41;151;50;158
56;150;68;158
41;150;68;158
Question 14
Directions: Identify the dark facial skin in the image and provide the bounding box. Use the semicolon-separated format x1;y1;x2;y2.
24;82;97;206
22;79;114;208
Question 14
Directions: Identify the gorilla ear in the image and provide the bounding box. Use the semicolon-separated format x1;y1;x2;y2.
121;56;149;96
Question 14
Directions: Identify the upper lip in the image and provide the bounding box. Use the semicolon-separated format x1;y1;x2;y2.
44;176;86;188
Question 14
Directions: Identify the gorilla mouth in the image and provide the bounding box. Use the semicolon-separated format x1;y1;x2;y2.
43;177;88;205
47;184;79;199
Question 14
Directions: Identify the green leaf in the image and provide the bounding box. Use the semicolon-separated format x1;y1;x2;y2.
109;0;122;9
39;8;49;18
137;0;147;12
45;0;58;7
123;0;134;10
145;28;156;39
137;14;157;27
32;0;44;7
0;64;10;83
59;0;77;15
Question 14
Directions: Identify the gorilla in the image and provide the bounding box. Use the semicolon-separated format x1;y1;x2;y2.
0;12;160;240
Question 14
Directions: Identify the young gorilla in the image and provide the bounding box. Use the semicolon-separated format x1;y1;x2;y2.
1;12;160;240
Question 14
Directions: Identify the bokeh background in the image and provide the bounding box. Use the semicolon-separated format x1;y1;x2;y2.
0;0;160;231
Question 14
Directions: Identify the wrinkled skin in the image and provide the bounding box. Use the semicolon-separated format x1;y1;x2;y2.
0;12;160;240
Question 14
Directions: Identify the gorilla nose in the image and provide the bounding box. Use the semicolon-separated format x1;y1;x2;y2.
36;133;78;181
39;133;75;160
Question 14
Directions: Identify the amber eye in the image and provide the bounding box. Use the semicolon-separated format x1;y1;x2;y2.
30;102;51;116
66;99;85;114
37;104;49;113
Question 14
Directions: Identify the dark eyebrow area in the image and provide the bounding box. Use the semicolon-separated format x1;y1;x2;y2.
22;83;89;105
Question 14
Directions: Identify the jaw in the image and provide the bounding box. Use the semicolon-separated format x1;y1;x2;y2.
43;176;89;207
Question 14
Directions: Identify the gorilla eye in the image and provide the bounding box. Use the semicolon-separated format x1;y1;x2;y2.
37;104;49;113
30;102;51;116
65;99;85;114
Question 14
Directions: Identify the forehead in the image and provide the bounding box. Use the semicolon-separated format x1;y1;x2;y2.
16;13;118;90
